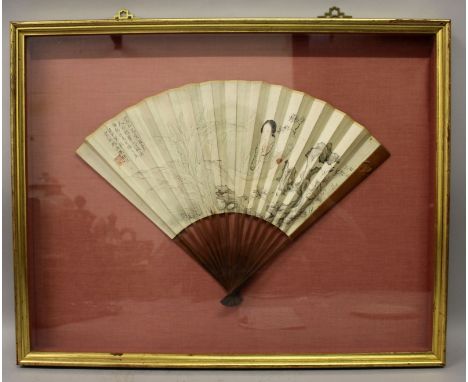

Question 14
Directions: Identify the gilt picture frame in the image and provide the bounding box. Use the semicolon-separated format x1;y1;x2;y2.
10;15;450;368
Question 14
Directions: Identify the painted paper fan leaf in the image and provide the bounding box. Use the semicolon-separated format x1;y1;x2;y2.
77;80;389;306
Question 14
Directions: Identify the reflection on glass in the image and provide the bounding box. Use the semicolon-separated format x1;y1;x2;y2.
28;172;180;329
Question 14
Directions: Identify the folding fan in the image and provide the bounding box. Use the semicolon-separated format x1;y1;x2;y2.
77;80;389;306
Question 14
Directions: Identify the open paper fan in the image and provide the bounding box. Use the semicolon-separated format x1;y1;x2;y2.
77;80;389;306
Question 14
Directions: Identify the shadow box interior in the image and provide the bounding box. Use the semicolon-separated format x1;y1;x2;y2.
25;32;436;355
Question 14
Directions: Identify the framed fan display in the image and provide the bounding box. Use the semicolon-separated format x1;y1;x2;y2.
10;12;450;368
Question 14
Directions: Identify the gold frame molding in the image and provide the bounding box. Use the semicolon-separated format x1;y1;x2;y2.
10;16;451;368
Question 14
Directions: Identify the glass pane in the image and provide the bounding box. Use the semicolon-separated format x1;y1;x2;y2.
25;32;436;354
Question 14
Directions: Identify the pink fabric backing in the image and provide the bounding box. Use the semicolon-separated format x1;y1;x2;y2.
25;33;436;354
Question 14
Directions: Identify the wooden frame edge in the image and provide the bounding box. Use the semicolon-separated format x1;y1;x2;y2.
19;351;444;368
10;17;451;369
10;21;31;365
431;19;451;365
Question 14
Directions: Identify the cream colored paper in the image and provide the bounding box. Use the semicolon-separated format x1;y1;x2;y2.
77;80;382;238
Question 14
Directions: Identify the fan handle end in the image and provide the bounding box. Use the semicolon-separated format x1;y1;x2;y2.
220;290;243;307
